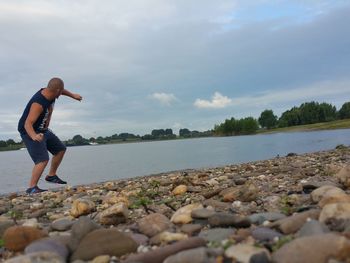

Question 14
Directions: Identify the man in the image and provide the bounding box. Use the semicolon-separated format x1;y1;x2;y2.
18;78;82;194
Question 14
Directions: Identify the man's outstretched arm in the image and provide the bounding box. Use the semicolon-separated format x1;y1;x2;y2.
62;89;82;101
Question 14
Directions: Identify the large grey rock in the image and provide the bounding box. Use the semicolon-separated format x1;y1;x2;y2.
25;237;69;260
71;228;138;261
68;216;100;252
297;220;330;237
272;233;350;263
125;237;206;263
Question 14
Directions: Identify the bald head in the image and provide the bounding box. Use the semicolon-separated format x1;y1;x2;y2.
47;78;64;91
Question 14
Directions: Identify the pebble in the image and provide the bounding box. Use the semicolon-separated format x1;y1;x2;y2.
171;203;203;224
225;243;271;263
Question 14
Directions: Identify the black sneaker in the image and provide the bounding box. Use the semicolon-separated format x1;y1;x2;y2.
26;186;47;194
45;175;67;184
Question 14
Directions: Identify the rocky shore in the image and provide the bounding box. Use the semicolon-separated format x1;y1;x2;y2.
1;145;350;263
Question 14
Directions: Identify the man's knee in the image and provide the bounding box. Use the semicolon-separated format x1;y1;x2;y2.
35;160;49;166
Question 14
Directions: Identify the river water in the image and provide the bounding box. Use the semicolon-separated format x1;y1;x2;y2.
1;129;350;194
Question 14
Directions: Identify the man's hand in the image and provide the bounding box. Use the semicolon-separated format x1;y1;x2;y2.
33;133;44;142
72;93;82;101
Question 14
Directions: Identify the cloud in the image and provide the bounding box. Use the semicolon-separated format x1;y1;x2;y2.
150;92;177;106
232;79;350;108
194;92;232;109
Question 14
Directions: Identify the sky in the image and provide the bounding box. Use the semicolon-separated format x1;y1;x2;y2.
0;0;350;140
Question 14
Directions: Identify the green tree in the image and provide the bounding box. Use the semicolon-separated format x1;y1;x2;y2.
0;140;7;147
318;103;337;122
338;102;350;119
72;135;89;145
278;107;300;127
258;109;278;129
240;117;259;134
179;128;191;137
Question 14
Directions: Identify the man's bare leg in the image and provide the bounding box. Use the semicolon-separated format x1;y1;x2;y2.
48;150;66;176
30;160;49;187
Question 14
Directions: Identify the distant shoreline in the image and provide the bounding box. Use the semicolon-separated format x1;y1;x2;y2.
1;119;350;152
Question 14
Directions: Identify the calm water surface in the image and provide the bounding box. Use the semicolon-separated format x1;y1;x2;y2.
1;129;350;194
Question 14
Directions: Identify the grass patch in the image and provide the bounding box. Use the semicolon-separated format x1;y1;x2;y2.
258;119;350;134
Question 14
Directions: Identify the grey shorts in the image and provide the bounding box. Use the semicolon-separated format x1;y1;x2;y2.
21;130;67;164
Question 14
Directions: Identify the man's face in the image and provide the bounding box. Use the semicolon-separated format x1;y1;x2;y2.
55;87;63;99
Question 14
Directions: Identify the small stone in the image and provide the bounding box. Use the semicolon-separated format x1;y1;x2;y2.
191;208;215;219
251;227;283;242
22;218;40;228
91;255;111;263
138;213;173;237
51;218;74;231
225;244;271;263
249;212;286;225
171;203;203;224
70;198;96;218
269;209;320;234
198;228;235;242
3;226;48;252
172;185;188;195
99;202;129;225
180;224;203;236
208;213;251;228
150;231;188;245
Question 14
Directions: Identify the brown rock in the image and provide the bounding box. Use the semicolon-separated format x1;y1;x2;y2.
71;228;138;261
319;203;350;223
138;213;173;237
99;203;129;225
319;194;350;208
172;185;188;195
70;198;96;218
272;233;350;263
335;165;350;188
269;209;320;234
3;226;48;252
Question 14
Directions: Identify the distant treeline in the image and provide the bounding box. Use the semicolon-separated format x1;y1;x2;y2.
214;101;350;136
64;128;212;146
1;101;350;148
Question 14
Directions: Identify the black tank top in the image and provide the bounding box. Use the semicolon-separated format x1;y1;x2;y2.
18;89;55;135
